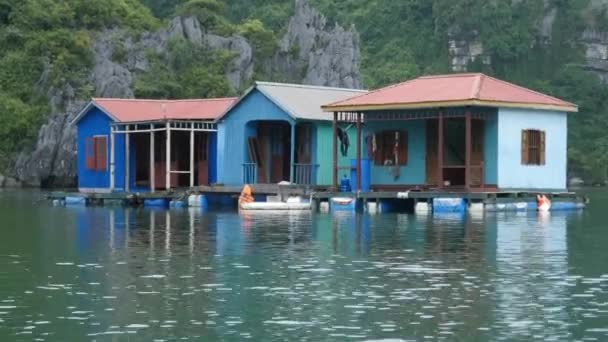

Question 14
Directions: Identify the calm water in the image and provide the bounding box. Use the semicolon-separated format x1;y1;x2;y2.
0;190;607;341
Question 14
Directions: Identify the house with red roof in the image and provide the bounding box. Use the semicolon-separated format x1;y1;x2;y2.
322;73;578;192
73;97;236;193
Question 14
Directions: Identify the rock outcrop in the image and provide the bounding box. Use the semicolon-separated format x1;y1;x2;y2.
448;0;608;80
448;31;490;72
274;0;362;89
13;1;363;187
13;16;255;187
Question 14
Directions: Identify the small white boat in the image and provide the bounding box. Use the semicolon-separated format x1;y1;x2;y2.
239;202;311;211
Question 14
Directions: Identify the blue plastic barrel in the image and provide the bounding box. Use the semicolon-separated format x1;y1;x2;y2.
350;158;371;192
65;196;86;206
144;198;169;208
340;175;351;192
433;198;466;213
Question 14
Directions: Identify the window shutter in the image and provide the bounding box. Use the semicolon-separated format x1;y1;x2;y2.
540;131;546;165
521;130;529;165
85;137;95;170
397;131;408;165
374;132;384;165
95;137;107;171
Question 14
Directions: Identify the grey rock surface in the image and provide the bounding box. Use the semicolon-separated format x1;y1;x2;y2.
13;5;362;187
274;0;362;89
13;16;255;187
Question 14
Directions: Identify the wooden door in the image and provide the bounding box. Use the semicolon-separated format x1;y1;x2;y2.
296;124;312;164
270;126;285;183
426;120;439;186
154;134;177;189
197;133;209;186
258;132;269;183
155;161;178;189
470;119;484;186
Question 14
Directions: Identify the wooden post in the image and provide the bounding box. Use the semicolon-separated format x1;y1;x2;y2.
290;123;296;183
125;125;130;192
333;112;338;191
165;122;171;190
110;126;116;192
465;109;472;191
189;123;195;188
150;125;155;192
356;111;362;192
438;112;444;189
149;210;155;252
165;211;171;252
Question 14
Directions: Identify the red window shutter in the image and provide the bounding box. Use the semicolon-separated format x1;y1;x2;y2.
397;131;408;166
85;137;95;170
94;137;107;171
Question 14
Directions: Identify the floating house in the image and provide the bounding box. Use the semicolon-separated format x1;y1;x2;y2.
73;97;236;193
322;73;578;192
216;82;367;186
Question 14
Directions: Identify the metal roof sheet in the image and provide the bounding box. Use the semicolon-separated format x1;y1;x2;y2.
223;82;367;121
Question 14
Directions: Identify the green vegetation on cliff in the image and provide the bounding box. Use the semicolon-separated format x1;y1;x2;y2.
159;0;608;183
0;0;158;167
1;0;608;182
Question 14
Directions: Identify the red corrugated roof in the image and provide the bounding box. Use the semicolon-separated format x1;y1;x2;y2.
91;97;237;122
323;73;577;112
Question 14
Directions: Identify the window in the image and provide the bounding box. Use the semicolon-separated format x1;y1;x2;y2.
521;129;545;166
85;136;107;171
374;131;408;166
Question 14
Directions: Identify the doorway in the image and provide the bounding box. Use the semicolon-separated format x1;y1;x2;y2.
426;118;484;188
246;121;292;184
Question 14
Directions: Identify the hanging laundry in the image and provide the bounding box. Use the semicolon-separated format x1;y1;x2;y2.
337;128;350;157
365;134;374;159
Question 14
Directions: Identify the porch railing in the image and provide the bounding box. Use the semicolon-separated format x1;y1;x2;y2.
243;163;257;184
293;163;319;185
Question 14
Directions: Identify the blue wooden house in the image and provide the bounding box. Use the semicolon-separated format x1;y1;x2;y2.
216;82;367;186
323;73;578;192
73;97;236;193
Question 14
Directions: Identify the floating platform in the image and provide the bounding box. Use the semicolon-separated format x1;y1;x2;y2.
239;202;311;211
47;186;588;213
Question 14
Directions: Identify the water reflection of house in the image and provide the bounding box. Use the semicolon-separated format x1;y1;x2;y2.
323;73;578;192
216;82;367;186
493;213;569;338
73;97;236;193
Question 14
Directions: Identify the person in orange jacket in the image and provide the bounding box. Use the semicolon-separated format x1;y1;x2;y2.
238;185;254;208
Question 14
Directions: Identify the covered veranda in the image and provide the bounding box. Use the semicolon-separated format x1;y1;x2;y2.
110;120;217;192
328;108;491;193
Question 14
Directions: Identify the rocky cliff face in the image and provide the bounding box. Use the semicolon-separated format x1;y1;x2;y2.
12;0;362;187
274;0;362;89
448;0;608;80
448;30;490;72
13;16;254;187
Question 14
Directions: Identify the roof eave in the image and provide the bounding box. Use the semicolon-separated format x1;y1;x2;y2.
215;85;258;122
71;100;121;125
322;99;578;113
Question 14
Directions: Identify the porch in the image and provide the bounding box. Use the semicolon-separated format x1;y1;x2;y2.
242;120;319;185
331;108;496;192
110;120;217;192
